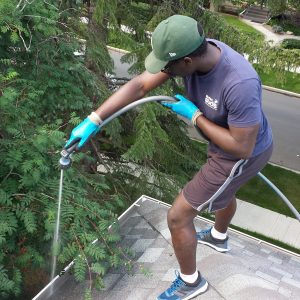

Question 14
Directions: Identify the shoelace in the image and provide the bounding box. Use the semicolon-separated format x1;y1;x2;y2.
197;227;211;239
167;272;186;294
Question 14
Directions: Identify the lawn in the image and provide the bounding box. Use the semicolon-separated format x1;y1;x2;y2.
221;13;264;41
237;163;300;218
258;69;300;94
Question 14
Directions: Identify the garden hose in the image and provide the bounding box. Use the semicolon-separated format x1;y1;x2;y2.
59;95;300;221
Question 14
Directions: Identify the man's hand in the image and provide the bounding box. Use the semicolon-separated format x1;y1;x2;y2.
65;113;101;150
161;94;201;124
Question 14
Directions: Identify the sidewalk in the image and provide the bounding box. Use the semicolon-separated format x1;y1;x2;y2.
241;18;300;46
233;199;300;249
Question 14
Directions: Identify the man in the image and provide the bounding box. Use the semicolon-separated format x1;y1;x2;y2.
66;15;273;300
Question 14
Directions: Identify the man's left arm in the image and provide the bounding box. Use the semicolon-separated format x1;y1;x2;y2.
194;117;259;158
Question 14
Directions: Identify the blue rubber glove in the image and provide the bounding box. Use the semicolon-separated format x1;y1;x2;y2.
65;117;100;150
161;94;199;121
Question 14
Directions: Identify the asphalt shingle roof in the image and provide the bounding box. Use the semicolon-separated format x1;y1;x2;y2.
37;195;300;300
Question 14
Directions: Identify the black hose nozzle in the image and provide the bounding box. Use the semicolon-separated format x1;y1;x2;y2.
59;142;79;169
59;155;72;169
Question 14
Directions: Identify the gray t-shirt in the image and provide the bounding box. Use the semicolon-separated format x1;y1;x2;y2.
183;39;273;158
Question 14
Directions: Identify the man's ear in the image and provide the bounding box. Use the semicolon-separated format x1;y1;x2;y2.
183;57;193;65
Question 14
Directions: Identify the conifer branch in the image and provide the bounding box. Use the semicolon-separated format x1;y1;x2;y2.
22;15;70;29
15;0;36;12
16;0;23;9
58;7;77;16
89;140;131;199
43;0;58;11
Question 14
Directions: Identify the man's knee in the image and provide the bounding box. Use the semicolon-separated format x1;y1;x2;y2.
167;206;181;231
167;195;196;231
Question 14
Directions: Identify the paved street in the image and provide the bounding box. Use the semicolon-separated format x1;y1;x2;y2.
109;48;300;172
262;89;300;171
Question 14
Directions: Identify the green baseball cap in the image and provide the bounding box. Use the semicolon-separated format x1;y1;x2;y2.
145;15;205;74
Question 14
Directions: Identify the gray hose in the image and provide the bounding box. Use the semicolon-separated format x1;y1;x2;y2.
104;96;300;221
60;96;176;164
102;96;300;221
100;95;176;128
62;94;300;222
257;172;300;221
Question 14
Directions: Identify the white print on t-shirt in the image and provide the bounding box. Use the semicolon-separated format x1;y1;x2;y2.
205;95;218;110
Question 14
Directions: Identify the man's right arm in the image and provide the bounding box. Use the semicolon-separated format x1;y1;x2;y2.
95;70;169;121
64;70;169;149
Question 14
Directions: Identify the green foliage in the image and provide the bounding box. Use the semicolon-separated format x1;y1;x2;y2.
268;17;300;36
289;0;300;11
281;38;300;49
0;1;207;298
0;1;120;298
267;0;287;16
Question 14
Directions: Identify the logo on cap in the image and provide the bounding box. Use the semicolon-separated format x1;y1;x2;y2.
169;52;176;57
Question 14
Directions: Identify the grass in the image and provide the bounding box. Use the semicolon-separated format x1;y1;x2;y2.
230;224;300;254
237;163;300;218
221;13;264;41
258;69;300;94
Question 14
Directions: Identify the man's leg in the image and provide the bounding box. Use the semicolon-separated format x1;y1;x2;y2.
156;191;208;300
167;191;198;275
196;197;236;253
214;196;237;233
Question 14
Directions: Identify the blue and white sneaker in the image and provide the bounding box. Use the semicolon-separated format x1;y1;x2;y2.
157;270;208;300
196;227;229;253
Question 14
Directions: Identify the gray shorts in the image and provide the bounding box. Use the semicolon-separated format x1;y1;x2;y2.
183;143;273;212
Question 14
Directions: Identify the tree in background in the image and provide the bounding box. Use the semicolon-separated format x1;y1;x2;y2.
0;1;204;299
267;0;288;16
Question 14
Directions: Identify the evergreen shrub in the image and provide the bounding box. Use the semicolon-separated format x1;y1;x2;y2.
281;38;300;49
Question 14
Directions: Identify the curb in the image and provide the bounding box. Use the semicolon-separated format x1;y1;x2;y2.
107;45;130;54
262;85;300;99
268;162;300;175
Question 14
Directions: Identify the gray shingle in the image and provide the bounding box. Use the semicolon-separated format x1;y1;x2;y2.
255;270;281;284
137;248;165;263
37;196;300;300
